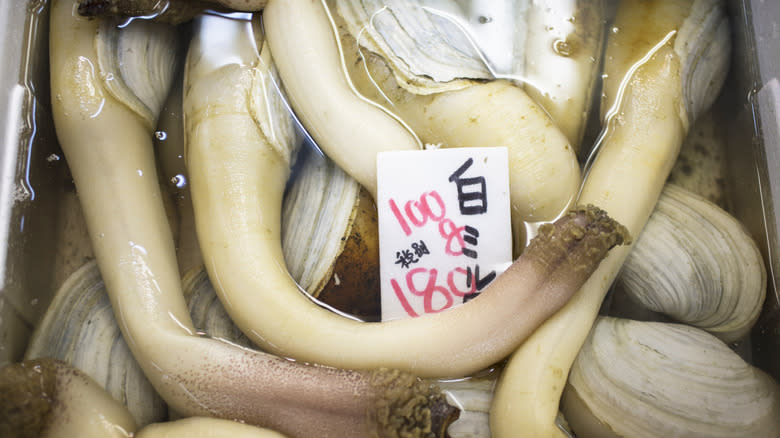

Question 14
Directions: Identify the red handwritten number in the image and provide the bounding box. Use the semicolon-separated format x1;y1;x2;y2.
388;190;477;316
389;191;447;236
389;199;412;236
447;267;476;297
406;268;453;313
390;279;419;317
438;219;466;256
403;191;446;227
393;267;481;316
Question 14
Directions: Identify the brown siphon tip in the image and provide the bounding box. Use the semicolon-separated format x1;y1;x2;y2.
77;0;206;25
428;395;460;438
369;368;460;438
78;0;119;18
0;358;59;438
524;205;631;277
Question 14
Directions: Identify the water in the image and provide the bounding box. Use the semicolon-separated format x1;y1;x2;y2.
0;0;63;368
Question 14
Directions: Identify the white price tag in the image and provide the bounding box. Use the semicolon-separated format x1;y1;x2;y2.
377;147;512;321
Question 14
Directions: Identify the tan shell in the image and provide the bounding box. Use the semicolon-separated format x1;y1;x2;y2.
335;0;506;94
25;261;167;427
562;317;780;438
437;369;498;438
615;184;766;343
181;267;255;348
95;18;180;129
281;145;362;298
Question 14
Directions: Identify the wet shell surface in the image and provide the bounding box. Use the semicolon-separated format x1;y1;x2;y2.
615;184;766;343
674;0;731;124
95;17;180;129
438;374;496;438
182;267;255;349
281;144;362;299
335;0;514;94
25;261;167;427
562;317;780;438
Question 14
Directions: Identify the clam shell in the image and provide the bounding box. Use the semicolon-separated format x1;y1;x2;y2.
562;317;780;438
281;144;362;298
25;261;167;427
95;18;180;129
438;372;497;438
182;266;254;348
335;0;518;94
674;0;730;123
615;184;766;343
313;185;381;321
252;30;301;167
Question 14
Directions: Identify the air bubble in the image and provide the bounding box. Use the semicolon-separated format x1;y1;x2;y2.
155;131;168;141
46;153;61;162
171;174;187;188
478;16;492;24
553;39;573;57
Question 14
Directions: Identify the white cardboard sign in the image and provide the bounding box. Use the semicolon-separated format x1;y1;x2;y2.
376;147;512;321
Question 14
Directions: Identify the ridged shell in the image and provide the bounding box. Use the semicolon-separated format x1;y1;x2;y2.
562;317;780;438
335;0;517;94
615;184;766;343
438;375;495;438
182;266;254;348
25;261;167;427
674;0;730;123
252;27;301;167
95;17;180;129
281;144;361;298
